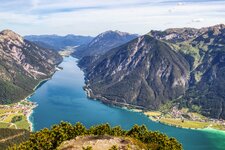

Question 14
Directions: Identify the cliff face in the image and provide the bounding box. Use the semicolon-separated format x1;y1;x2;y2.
80;24;225;119
0;30;63;104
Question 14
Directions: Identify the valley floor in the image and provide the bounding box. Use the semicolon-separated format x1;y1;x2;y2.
143;108;225;131
0;100;37;131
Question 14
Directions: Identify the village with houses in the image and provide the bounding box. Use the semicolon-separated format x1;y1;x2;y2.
144;106;225;131
0;100;37;131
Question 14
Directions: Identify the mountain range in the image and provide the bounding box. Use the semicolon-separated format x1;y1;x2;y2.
0;30;62;104
1;25;225;120
78;24;225;119
24;34;93;51
73;30;138;58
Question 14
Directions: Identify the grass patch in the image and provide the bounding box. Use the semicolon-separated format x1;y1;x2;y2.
0;122;10;128
211;124;225;130
160;118;210;129
0;108;18;114
1;113;29;130
4;114;22;123
0;109;10;114
9;124;17;129
144;111;161;116
124;136;148;149
189;112;207;120
14;116;29;130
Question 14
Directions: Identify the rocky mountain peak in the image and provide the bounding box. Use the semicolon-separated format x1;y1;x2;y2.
96;30;134;39
73;30;138;58
209;24;225;30
208;24;225;35
89;30;137;47
148;28;201;43
149;24;225;43
0;29;24;43
198;24;225;34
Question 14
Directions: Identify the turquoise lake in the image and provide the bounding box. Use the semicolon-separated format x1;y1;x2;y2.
29;56;225;150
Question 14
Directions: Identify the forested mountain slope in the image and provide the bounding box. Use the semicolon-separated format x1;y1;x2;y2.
0;30;62;104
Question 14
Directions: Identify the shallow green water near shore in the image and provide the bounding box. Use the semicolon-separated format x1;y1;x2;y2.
29;56;225;150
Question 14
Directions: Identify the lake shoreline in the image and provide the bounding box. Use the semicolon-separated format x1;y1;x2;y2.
0;100;37;131
25;61;65;131
83;83;225;133
25;101;38;132
0;76;53;131
25;78;51;131
83;85;145;110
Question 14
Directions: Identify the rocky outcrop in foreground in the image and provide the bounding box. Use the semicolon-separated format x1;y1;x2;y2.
9;122;182;150
58;135;143;150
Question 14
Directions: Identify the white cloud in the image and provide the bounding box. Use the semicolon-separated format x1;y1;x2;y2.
192;18;205;23
177;2;185;6
31;0;40;8
0;0;224;36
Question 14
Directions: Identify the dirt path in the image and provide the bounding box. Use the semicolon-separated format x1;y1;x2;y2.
0;131;25;143
9;123;17;129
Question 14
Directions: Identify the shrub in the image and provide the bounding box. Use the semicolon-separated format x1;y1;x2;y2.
9;122;182;150
82;146;93;150
11;116;22;123
109;145;118;150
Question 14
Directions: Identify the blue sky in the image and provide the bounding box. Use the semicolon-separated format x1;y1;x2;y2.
0;0;224;36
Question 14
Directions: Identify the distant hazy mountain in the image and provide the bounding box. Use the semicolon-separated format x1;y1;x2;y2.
79;24;225;119
24;34;93;51
0;30;63;104
73;30;138;58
